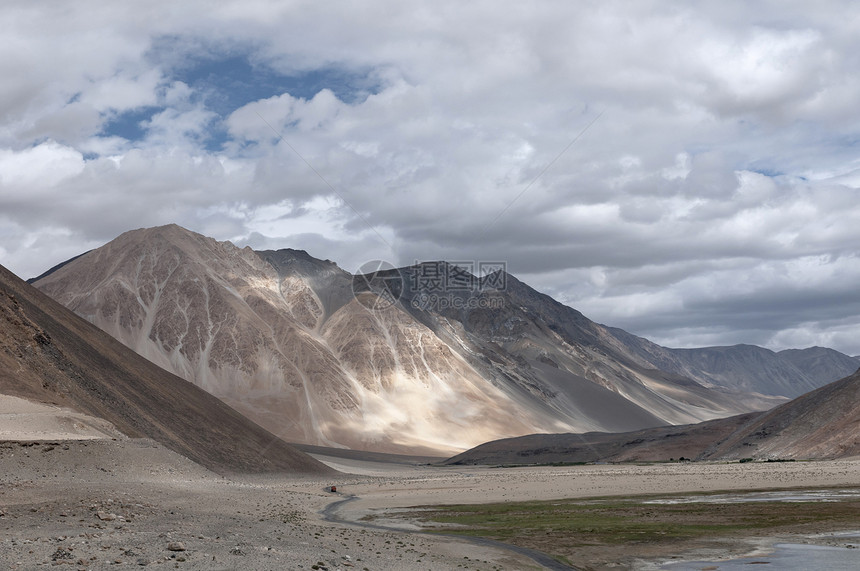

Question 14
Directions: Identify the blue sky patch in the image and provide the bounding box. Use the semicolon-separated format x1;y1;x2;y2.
98;36;381;150
170;53;379;115
749;166;783;178
100;106;163;141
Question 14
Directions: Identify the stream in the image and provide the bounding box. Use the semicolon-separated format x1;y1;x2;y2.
321;493;577;571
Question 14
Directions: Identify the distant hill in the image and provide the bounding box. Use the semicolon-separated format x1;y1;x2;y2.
25;250;91;284
606;328;859;398
444;413;758;465
704;368;860;460
777;346;860;389
445;369;860;464
0;263;332;475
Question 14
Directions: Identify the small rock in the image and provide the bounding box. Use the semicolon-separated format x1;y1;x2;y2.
50;547;74;561
166;542;186;552
96;511;116;521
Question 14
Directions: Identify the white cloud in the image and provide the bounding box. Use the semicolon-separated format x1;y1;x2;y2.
0;142;84;188
2;0;860;355
80;69;162;112
143;106;216;148
696;27;826;118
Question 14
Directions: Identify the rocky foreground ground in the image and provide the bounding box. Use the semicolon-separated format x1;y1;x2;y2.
2;438;859;570
0;439;533;570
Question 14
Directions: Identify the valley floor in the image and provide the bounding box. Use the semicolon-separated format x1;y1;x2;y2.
2;438;859;570
0;439;535;570
316;453;860;569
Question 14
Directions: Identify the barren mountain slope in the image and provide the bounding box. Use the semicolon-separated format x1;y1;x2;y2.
34;226;572;454
389;265;779;424
34;225;786;455
443;413;760;465
777;346;860;388
445;368;860;464
702;369;860;460
0;262;331;475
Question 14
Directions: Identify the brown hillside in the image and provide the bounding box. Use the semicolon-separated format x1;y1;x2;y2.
703;369;860;460
445;370;860;466
0;263;331;475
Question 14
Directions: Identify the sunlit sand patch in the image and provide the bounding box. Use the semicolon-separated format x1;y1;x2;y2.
0;394;124;440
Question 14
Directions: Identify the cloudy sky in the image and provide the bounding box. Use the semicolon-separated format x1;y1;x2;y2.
2;1;860;355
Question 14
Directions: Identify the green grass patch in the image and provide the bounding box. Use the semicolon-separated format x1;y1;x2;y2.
419;499;747;544
396;489;860;563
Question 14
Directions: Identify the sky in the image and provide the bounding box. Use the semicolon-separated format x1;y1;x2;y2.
1;1;860;355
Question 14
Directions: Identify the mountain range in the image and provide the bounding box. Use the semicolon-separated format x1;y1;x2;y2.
609;332;860;398
29;225;858;455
